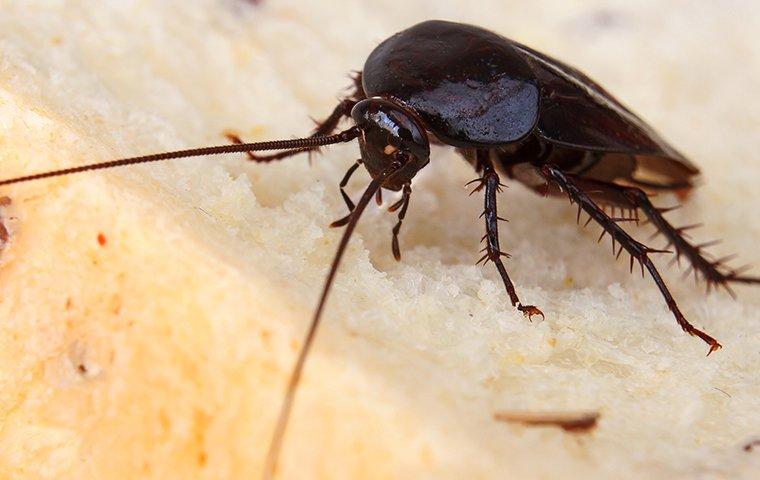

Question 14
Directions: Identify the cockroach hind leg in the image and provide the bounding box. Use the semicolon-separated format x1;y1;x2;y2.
541;165;722;355
618;185;760;290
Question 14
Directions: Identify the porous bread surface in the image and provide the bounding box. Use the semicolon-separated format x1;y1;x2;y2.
0;1;759;479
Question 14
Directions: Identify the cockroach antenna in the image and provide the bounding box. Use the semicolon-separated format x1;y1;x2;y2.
262;162;399;480
0;127;360;186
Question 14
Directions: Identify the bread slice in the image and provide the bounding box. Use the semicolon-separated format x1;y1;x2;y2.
0;2;758;479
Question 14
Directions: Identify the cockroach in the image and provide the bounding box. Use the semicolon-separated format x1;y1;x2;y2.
1;20;758;479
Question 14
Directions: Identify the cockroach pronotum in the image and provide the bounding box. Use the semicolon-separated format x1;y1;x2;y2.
1;20;758;479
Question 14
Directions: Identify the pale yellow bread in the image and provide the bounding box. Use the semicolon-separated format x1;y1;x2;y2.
0;1;759;479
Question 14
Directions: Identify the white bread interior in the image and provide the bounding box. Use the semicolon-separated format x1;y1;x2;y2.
0;1;759;479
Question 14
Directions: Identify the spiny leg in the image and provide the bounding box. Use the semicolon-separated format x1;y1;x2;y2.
388;183;411;261
565;176;760;293
475;154;543;319
225;98;358;162
622;187;759;291
540;165;721;354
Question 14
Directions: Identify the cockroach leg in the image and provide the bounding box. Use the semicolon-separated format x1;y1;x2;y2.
389;183;412;261
225;98;360;163
223;132;306;162
622;187;759;291
541;165;721;354
566;177;759;293
313;98;361;136
479;153;543;320
338;160;363;212
330;160;367;228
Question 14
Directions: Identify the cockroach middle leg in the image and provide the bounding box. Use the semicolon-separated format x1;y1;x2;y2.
225;98;360;162
541;165;721;354
476;153;543;320
389;183;411;260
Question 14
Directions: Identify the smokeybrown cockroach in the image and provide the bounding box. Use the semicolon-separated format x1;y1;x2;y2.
1;19;758;479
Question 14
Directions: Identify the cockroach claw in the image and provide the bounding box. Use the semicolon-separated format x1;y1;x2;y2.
518;304;545;321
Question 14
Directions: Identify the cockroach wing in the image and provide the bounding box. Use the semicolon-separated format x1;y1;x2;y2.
362;20;540;148
513;43;700;189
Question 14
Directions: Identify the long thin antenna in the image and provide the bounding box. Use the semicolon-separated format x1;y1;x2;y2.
0;127;360;186
262;163;397;480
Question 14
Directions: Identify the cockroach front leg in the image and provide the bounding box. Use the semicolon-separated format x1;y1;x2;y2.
337;160;363;213
330;160;366;228
541;165;721;354
475;154;543;320
388;183;412;260
225;98;359;163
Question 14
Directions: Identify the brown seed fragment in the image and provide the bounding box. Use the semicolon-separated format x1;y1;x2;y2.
0;196;11;244
744;438;760;452
494;410;600;433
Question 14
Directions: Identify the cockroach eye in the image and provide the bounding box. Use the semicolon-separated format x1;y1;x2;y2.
351;97;430;191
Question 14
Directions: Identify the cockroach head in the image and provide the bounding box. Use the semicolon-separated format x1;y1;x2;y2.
351;97;430;191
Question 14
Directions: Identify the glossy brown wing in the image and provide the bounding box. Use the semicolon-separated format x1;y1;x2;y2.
362;20;540;148
512;42;700;188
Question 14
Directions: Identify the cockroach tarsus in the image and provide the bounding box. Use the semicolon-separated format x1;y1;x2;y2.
0;19;758;479
494;411;600;433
